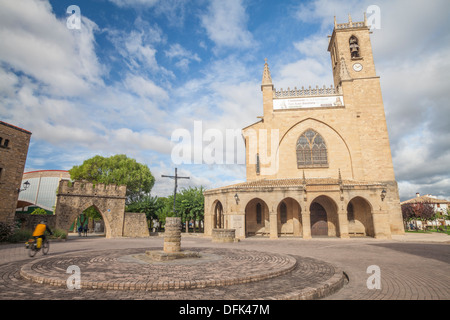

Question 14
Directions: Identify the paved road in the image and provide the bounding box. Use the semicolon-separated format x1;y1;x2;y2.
0;233;448;302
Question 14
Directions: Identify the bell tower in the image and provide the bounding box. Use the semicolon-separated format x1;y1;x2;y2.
328;13;377;87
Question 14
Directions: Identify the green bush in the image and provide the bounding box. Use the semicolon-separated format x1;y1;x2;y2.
7;229;33;243
0;222;14;242
31;208;48;215
50;228;67;240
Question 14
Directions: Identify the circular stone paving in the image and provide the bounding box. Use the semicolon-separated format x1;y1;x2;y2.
17;247;345;299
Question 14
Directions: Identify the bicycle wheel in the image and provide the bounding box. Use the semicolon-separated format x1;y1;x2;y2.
42;240;50;255
28;245;37;257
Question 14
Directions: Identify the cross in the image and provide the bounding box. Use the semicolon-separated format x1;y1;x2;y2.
161;168;190;216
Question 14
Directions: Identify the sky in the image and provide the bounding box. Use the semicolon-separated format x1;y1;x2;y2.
1;0;449;201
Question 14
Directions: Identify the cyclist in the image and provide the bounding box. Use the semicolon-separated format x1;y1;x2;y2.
32;220;53;247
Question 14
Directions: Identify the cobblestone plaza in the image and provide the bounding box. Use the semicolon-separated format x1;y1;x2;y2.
1;233;448;303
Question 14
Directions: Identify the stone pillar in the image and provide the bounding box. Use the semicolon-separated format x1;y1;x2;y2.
301;209;311;239
372;211;392;239
269;211;278;239
293;204;301;236
164;217;181;253
338;211;350;239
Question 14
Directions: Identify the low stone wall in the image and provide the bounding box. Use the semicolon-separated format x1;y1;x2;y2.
123;212;149;237
15;213;56;231
212;228;236;243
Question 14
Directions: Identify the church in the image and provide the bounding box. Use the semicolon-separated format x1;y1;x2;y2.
203;14;405;239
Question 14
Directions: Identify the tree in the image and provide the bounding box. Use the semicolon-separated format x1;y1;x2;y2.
176;187;205;233
401;202;435;230
126;195;165;224
31;208;47;215
69;154;155;204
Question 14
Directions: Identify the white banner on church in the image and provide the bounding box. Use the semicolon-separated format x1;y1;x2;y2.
273;95;344;110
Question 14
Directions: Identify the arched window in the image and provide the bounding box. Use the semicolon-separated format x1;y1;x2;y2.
256;203;262;224
347;202;354;221
349;35;360;58
280;202;287;224
296;130;328;168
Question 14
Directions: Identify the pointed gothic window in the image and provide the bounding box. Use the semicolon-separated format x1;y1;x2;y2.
349;35;360;58
296;130;328;168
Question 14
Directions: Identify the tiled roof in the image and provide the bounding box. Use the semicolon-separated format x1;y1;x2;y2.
401;195;450;205
204;178;384;193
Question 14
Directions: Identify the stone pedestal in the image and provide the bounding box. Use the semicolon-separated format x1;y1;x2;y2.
164;217;182;253
146;217;200;261
212;229;237;243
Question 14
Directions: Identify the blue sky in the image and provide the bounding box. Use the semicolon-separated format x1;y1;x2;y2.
1;0;449;201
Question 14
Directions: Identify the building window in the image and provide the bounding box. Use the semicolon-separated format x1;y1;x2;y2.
0;138;9;148
296;129;328;168
256;203;262;224
256;153;260;175
349;35;360;58
280;202;287;224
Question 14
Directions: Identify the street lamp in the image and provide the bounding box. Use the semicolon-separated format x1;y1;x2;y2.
18;180;30;193
381;189;386;201
234;193;239;204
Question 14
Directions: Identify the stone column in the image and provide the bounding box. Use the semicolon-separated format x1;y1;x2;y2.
269;211;278;239
164;217;181;253
293;203;301;236
338;211;350;239
301;209;311;239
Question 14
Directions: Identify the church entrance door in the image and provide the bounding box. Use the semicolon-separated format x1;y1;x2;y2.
310;202;328;236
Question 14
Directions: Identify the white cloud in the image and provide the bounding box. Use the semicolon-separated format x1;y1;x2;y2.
123;74;169;100
164;43;201;70
109;0;159;8
200;0;255;50
0;0;104;97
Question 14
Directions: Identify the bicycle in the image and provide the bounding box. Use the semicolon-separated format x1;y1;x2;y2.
25;237;50;257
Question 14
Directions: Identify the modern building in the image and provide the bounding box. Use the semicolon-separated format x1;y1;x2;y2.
16;170;71;214
203;14;405;239
0;121;32;223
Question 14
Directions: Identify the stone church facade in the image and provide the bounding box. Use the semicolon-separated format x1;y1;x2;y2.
203;15;405;239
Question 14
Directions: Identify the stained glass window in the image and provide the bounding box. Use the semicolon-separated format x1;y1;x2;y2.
296;130;328;168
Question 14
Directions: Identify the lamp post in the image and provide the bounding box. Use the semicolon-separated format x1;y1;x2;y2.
381;189;386;201
18;180;30;193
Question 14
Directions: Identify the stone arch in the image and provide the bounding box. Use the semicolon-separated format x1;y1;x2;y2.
276;118;355;178
77;203;108;236
310;195;339;237
349;35;360;58
276;197;302;236
347;196;375;237
55;180;130;238
212;200;224;229
245;198;270;236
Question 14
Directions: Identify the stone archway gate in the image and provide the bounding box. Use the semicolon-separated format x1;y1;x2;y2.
54;180;149;238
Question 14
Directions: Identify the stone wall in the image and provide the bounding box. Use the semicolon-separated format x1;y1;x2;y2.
0;121;31;223
123;212;149;237
15;213;56;231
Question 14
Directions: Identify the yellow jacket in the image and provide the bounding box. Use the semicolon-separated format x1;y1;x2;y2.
32;224;47;237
